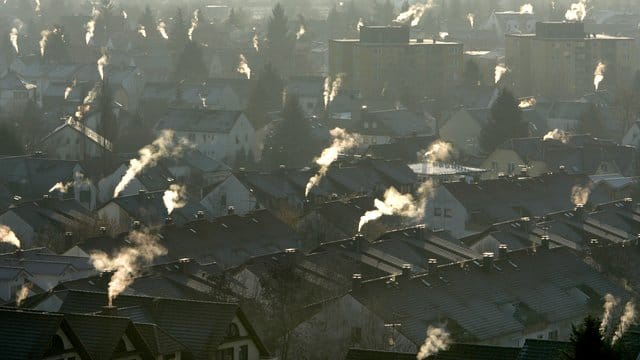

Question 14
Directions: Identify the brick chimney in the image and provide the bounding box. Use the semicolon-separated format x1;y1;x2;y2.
482;252;494;272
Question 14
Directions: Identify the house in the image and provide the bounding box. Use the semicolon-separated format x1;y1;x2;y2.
285;76;325;116
37;117;113;161
622;121;640;150
345;344;521;360
0;198;95;249
545;101;595;131
483;11;537;38
350;107;437;149
23;289;273;360
0;267;32;303
96;190;210;234
364;135;438;163
97;162;175;204
160;149;232;192
201;173;259;217
154;109;257;164
0;70;37;119
440;108;491;156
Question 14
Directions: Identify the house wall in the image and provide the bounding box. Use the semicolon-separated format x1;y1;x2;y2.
0;274;28;302
440;111;483;156
481;150;549;180
40;127;107;161
424;185;469;238
97;165;146;204
200;175;258;217
72;164;98;210
0;211;35;248
96;202;132;235
0;87;34;119
215;316;262;360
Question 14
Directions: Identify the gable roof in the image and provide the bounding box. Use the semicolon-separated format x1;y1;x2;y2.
361;109;434;137
64;313;141;360
135;323;190;357
516;339;571;360
0;308;66;360
346;343;521;360
0;155;79;201
155;109;245;134
41;118;113;151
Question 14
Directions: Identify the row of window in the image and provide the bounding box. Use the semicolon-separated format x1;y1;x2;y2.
216;345;249;360
433;208;453;218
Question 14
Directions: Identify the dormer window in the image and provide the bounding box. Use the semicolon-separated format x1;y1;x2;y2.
227;323;240;338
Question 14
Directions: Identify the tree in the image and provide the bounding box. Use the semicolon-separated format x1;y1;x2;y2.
463;60;481;87
479;89;528;153
266;3;293;75
173;41;207;81
139;5;155;39
246;63;284;129
0;123;24;156
563;315;619;360
98;80;117;145
578;104;605;135
42;26;70;64
375;0;396;25
171;8;188;50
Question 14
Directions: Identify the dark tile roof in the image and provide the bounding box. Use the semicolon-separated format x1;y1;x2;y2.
0;308;66;360
516;339;571;360
360;109;434;137
0;155;79;201
346;343;521;360
64;313;141;360
155;109;244;134
135;323;190;357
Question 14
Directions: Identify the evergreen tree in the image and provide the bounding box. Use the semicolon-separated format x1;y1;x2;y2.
246;63;284;129
375;0;395;25
139;5;155;39
578;104;604;135
563;316;619;360
0;123;24;156
266;3;292;75
479;89;527;153
401;0;410;13
172;8;188;49
98;80;117;145
173;40;207;81
42;26;70;64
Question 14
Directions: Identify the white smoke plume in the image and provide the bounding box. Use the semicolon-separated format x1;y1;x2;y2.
35;0;40;13
543;129;569;143
138;25;147;38
157;20;168;39
358;181;434;231
357;18;364;31
113;131;191;197
64;79;76;100
188;9;199;41
466;13;475;28
571;184;591;206
438;32;449;40
237;54;251;79
85;8;100;45
324;75;344;109
600;294;619;336
520;4;534;14
90;230;167;306
9;27;18;54
15;282;32;307
49;181;73;194
97;52;109;81
612;301;637;345
305;128;359;197
395;0;434;27
421;140;453;164
0;225;20;248
296;25;306;40
519;97;536;109
594;61;606;91
163;184;187;215
39;29;50;57
417;326;450;360
252;33;260;52
122;10;127;20
565;0;587;21
495;64;509;84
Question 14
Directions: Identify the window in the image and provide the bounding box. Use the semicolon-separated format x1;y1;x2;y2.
188;133;196;142
217;348;234;360
351;327;362;344
239;345;248;360
444;208;453;218
434;208;442;216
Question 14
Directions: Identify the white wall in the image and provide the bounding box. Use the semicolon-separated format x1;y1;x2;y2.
201;175;258;217
424;185;469;238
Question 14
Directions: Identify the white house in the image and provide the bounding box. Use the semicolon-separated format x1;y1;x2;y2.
154;109;257;164
201;174;259;217
38;117;113;161
440;108;491;156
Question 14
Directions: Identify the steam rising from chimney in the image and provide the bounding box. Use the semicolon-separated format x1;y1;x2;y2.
519;4;534;14
138;25;147;38
565;0;587;21
252;33;260;52
571;184;591;206
518;97;536;109
542;129;569;143
600;294;619;336
305;128;359;197
122;10;127;20
612;301;636;345
97;52;109;81
323;75;343;109
9;27;18;54
90;230;167;306
594;61;606;91
163;184;187;214
421;140;453;164
64;79;76;100
113;131;191;197
157;20;168;39
357;18;364;31
466;13;475;28
395;0;434;27
49;181;73;194
417;326;450;360
0;225;20;248
494;64;509;84
39;29;51;57
438;32;448;40
237;54;251;79
15;282;32;307
188;9;199;41
85;8;100;45
296;25;306;40
35;0;40;13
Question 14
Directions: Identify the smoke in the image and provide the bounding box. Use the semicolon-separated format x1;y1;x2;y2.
188;9;199;42
565;0;587;21
9;27;18;54
421;140;453;164
97;52;109;81
323;75;343;109
612;301;636;345
495;64;509;84
357;18;364;31
594;61;606;91
49;181;73;194
543;129;569;143
520;4;534;14
438;32;449;40
252;33;260;52
305;128;359;197
122;10;127;20
85;8;100;45
35;0;40;13
571;184;591;206
39;29;50;57
157;20;168;39
466;13;475;28
163;184;187;215
358;181;434;231
296;25;306;40
417;326;450;360
519;97;536;109
138;25;147;38
237;54;251;79
395;0;434;27
64;79;76;100
90;230;167;306
0;225;20;248
600;294;619;336
15;282;32;307
113;131;191;197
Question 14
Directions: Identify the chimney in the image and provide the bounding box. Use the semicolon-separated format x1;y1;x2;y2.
539;235;550;250
165;217;173;225
178;258;195;274
401;264;412;278
426;258;438;275
589;238;599;247
482;252;494;272
132;220;141;230
64;232;73;249
623;198;633;211
100;305;118;316
352;273;363;290
416;38;424;43
355;233;368;252
99;226;107;235
138;189;146;196
520;217;531;233
498;244;508;259
574;204;586;220
195;210;205;219
227;206;235;215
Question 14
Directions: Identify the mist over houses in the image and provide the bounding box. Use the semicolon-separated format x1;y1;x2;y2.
1;0;640;359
